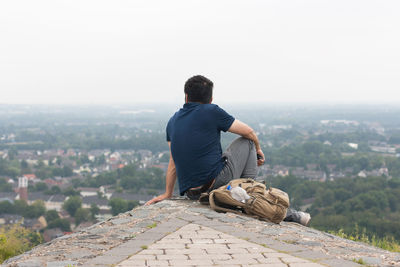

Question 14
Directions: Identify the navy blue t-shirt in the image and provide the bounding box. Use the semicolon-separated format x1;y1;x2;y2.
166;103;235;195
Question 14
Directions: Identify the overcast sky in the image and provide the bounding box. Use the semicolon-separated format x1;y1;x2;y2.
0;0;399;105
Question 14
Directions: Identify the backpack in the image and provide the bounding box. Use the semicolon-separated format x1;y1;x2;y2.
199;178;289;224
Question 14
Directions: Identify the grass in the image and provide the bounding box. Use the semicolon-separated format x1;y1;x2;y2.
146;223;157;229
281;239;296;244
329;226;400;253
352;258;367;265
140;245;148;249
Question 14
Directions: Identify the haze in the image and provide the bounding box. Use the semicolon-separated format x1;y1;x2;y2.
1;0;399;105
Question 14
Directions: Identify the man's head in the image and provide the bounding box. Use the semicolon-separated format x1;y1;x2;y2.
184;75;213;104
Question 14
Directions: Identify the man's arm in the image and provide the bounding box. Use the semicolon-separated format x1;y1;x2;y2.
145;142;177;205
228;119;265;166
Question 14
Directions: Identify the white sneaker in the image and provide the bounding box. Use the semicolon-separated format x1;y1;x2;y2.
298;211;311;226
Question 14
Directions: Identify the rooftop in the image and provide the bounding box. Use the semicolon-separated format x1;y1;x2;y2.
3;199;400;267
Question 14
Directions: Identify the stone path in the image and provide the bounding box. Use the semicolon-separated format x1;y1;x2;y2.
117;223;323;267
3;199;400;267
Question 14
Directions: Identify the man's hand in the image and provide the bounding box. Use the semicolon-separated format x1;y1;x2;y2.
145;142;177;206
145;193;172;206
256;148;265;166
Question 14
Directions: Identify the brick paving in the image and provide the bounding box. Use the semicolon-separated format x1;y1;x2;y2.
116;223;324;267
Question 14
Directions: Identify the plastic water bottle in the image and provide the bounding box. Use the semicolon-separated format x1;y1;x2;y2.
230;186;250;203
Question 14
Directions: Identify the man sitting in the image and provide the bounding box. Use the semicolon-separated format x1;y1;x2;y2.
146;75;310;226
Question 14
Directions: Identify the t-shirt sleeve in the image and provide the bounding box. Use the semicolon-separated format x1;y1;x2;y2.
214;105;235;132
166;118;171;142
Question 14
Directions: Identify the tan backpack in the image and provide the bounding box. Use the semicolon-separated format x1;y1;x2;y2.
200;178;289;224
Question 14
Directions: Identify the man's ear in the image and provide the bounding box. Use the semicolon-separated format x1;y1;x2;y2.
185;94;188;103
209;97;213;104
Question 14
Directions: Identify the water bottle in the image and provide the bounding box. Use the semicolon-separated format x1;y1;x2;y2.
230;186;250;203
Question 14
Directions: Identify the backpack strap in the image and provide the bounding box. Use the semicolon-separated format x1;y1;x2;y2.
209;190;245;215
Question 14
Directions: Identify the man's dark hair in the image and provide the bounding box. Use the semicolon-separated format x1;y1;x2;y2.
184;75;213;104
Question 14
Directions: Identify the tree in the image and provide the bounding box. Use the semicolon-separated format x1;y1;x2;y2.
24;200;46;218
62;166;73;177
49;185;61;195
108;198;128;216
13;200;28;215
127;200;139;210
0;201;14;214
62;196;82;217
34;182;48;192
0;178;12;192
0;224;43;263
62;186;80;196
74;208;90;225
45;210;59;223
47;218;71;232
90;204;100;220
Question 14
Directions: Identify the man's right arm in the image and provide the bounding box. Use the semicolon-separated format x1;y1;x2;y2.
145;142;177;205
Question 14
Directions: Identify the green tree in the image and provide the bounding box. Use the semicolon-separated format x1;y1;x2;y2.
74;208;91;225
45;210;59;223
47;218;71;232
108;198;128;216
62;186;80;196
90;204;100;220
0;201;14;214
0;224;43;263
62;196;82;217
62;166;73;177
34;182;48;192
24;200;46;218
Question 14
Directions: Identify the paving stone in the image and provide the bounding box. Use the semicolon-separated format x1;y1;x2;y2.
189;253;231;260
219;216;249;224
136;249;164;255
151;214;168;222
320;258;362;267
261;227;285;235
116;259;146;266
87;227;109;235
360;256;382;265
156;254;189;260
280;256;311;263
146;259;170;265
103;245;142;256
289;263;325;267
242;264;287;267
213;258;258;265
169;259;214;265
134;220;156;228
231;253;266;260
76;234;102;240
82;243;108;250
128;209;151;218
85;254;129;265
292;250;333;260
256;257;285;264
296;240;323;247
110;217;132;225
152;202;171;208
14;261;43;267
268;241;308;252
47;261;78;267
165;248;207;255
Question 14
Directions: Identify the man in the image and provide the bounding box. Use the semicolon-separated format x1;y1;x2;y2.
146;75;310;226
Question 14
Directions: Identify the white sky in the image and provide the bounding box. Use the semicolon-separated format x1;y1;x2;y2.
0;0;399;105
